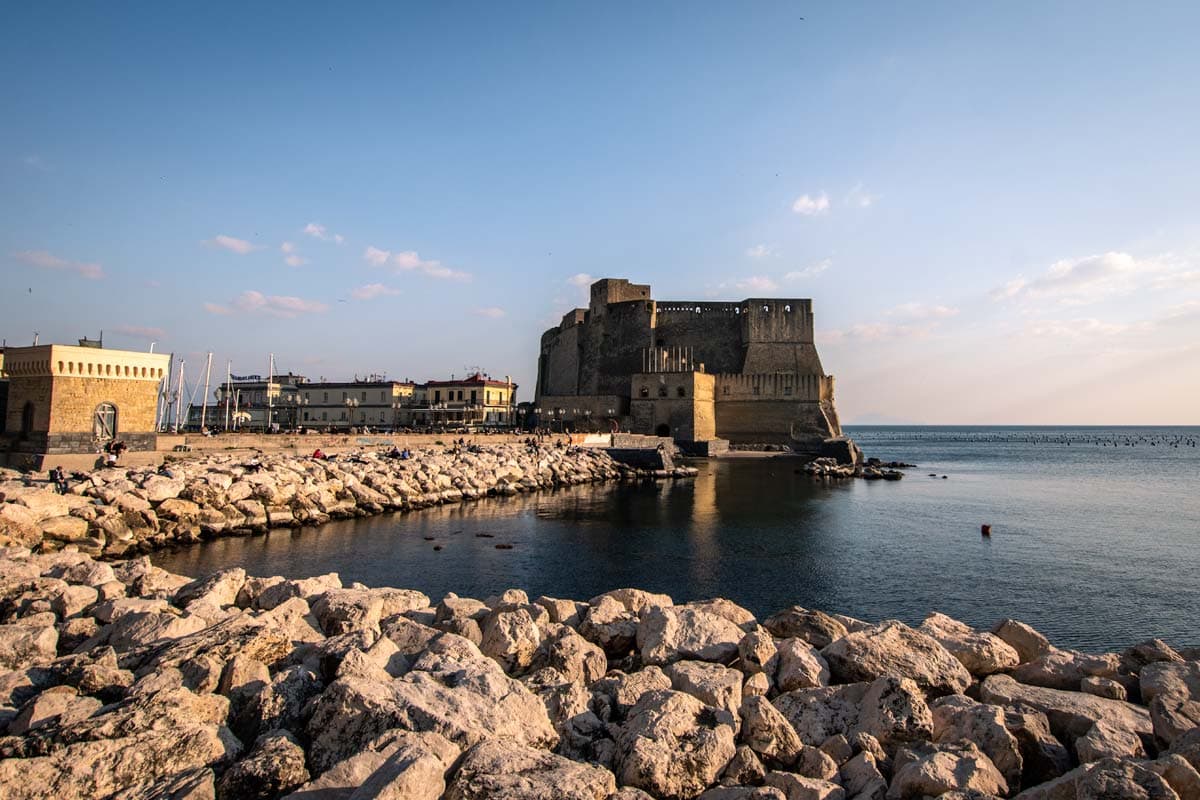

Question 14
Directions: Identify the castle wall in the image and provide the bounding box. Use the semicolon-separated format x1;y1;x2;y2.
539;321;582;397
533;278;842;446
653;304;745;374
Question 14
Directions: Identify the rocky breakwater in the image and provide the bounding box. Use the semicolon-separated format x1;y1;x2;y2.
0;445;697;558
1;551;1199;800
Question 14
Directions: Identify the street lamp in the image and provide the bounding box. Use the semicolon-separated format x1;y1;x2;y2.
284;395;309;430
344;397;360;430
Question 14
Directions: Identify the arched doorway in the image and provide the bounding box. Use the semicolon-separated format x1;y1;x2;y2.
655;423;671;438
94;402;118;443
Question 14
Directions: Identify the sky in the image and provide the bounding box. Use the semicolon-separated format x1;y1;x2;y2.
2;2;1199;424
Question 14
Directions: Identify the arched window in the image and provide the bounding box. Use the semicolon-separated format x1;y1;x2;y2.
94;402;117;441
21;402;35;436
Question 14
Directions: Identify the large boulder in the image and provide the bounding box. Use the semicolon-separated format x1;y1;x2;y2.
1011;649;1121;691
990;618;1052;664
932;697;1023;790
886;741;1007;799
311;588;385;636
0;617;58;670
479;607;541;674
614;689;737;800
739;694;804;765
773;677;932;752
637;605;745;666
821;621;971;696
980;674;1152;745
774;638;830;692
444;739;617;800
528;625;606;686
763;607;847;648
668;660;743;721
305;635;556;773
919;612;1019;676
217;729;309;800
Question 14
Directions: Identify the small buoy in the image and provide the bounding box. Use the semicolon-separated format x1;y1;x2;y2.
942;475;948;479
981;524;991;536
433;545;443;551
495;543;514;550
475;533;494;538
423;536;435;541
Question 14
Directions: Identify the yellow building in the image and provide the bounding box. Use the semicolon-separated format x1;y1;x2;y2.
416;373;517;428
1;343;170;457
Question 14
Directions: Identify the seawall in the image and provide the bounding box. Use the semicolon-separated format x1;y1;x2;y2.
0;443;696;559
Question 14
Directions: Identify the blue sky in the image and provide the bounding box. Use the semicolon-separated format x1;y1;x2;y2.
3;2;1199;423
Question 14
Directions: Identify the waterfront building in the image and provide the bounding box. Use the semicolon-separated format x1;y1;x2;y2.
412;373;518;428
0;341;170;465
535;277;843;449
297;379;417;430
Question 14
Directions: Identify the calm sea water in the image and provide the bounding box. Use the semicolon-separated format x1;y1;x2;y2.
152;426;1200;652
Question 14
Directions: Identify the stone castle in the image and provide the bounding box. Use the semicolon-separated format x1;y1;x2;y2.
534;278;844;449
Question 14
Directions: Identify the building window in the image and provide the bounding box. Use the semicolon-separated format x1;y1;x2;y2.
361;391;367;401
722;386;729;395
640;387;649;397
658;386;668;397
342;392;347;401
322;411;328;421
381;391;386;402
677;386;686;398
753;386;761;395
434;390;441;403
93;402;118;441
470;390;477;404
323;392;328;402
21;402;35;435
340;411;347;420
783;386;793;396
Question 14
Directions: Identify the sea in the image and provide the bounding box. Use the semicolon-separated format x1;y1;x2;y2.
151;426;1200;653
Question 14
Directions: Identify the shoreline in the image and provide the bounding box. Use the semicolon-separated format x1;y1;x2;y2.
0;547;1196;798
0;444;696;560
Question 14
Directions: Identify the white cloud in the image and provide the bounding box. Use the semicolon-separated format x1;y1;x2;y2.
304;222;344;244
567;273;593;287
351;283;400;300
784;259;832;280
473;307;506;319
111;324;165;339
746;244;774;259
992;251;1174;305
12;249;104;279
203;290;328;318
846;183;880;208
364;246;391;266
280;241;307;267
792;192;830;216
363;246;471;281
207;234;260;255
888;302;960;320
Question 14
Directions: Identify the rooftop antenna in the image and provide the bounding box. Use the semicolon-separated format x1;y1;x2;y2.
33;332;39;346
149;342;157;353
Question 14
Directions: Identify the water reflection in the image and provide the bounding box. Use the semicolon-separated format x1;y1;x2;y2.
152;447;1200;652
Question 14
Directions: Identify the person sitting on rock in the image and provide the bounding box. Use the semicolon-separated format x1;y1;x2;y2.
51;466;69;494
245;456;262;473
312;448;325;460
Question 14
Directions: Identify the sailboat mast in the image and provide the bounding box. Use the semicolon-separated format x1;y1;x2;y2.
173;359;186;434
200;352;213;431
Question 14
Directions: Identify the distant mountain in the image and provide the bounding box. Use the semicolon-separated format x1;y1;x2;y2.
844;412;926;426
